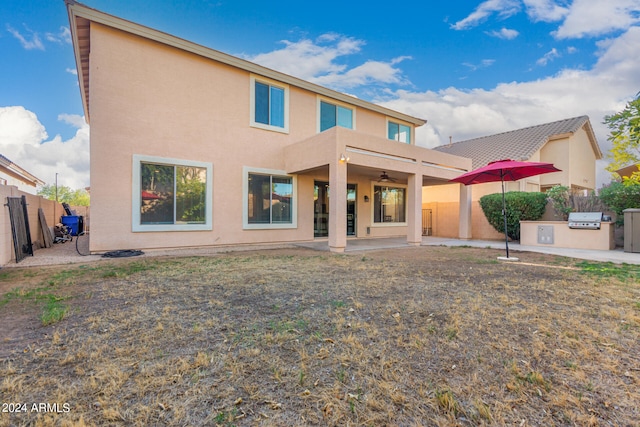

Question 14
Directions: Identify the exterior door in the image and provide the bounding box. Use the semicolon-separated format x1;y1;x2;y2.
346;184;356;236
314;181;357;237
314;181;329;238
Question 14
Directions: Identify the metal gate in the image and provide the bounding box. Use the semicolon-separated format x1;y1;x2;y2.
422;209;432;236
5;196;34;263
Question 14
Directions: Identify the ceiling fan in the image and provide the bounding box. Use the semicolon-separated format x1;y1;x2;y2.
377;171;397;183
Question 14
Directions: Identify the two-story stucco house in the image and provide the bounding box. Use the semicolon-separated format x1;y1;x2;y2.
66;1;472;253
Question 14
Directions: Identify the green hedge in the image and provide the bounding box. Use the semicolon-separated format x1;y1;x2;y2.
479;191;548;240
599;181;640;226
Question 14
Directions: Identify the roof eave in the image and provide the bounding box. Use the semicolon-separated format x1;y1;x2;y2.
0;158;45;187
581;119;603;160
65;1;426;127
66;0;90;123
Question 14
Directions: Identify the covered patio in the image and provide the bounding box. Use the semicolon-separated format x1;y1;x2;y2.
284;126;473;252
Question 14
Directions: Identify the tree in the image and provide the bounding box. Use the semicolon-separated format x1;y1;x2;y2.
604;93;640;183
38;184;90;206
599;181;640;226
545;185;572;220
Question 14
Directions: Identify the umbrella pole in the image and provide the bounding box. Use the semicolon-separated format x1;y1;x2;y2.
501;178;510;258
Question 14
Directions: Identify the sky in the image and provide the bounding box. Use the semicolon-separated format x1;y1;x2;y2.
1;0;639;190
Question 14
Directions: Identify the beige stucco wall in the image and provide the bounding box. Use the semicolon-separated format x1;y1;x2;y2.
422;199;505;240
87;24;470;252
1;185;64;265
539;139;569;189
521;221;614;250
0;170;39;194
539;129;596;191
424;182;536;240
569;127;598;191
90;24;307;251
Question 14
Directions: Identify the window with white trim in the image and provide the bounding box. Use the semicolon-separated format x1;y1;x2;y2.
319;100;353;132
373;185;406;224
388;121;411;144
250;76;289;133
132;155;212;232
244;167;297;229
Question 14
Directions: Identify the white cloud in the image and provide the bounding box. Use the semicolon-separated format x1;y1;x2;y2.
536;47;561;65
241;23;639;184
0;106;89;189
45;26;72;44
554;0;640;39
462;59;496;71
451;0;521;30
245;34;363;81
245;34;410;91
6;25;44;50
66;68;78;75
523;0;570;22
376;27;640;187
311;58;410;90
452;0;639;40
487;27;520;39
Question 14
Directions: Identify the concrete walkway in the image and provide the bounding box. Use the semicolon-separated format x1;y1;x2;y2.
421;236;640;265
297;236;640;265
4;234;639;268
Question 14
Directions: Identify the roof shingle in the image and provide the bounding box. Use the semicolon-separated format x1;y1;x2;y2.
433;116;599;169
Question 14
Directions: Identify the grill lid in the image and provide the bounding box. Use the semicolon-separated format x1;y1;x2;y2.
568;212;602;229
568;212;602;222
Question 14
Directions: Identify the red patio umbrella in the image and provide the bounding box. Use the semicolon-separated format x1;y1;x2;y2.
141;190;162;200
450;159;561;260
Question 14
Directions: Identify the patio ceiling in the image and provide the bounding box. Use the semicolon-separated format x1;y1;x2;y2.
284;127;471;185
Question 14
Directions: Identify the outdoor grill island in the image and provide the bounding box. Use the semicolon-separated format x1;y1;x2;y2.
520;212;615;251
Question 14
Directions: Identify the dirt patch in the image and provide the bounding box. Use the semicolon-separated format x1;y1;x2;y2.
1;246;639;426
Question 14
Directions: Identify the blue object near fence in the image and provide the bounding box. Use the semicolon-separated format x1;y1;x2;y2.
61;215;80;236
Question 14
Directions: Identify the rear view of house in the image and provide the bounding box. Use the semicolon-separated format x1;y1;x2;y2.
66;1;472;253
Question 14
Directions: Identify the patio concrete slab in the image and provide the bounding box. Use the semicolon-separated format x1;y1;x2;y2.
294;237;412;252
4;235;639;268
422;236;640;265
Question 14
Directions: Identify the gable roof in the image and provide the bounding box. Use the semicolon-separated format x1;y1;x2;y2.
433;116;602;169
65;0;426;127
0;154;45;187
616;163;639;178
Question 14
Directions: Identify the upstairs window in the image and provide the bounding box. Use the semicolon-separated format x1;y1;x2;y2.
320;100;353;132
388;121;411;144
251;76;289;133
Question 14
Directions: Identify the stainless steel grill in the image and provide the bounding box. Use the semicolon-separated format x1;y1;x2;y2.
568;212;603;230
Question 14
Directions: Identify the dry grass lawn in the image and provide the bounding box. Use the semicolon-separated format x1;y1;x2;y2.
1;246;639;426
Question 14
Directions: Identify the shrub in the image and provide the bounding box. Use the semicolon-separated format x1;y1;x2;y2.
479;191;548;240
546;185;572;220
546;185;604;220
599;181;640;226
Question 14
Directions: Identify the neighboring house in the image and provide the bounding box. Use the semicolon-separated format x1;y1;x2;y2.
66;1;472;253
0;154;45;194
616;164;639;180
424;116;603;239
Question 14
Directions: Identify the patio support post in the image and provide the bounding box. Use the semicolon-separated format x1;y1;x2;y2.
406;173;422;246
328;161;347;252
458;183;472;239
